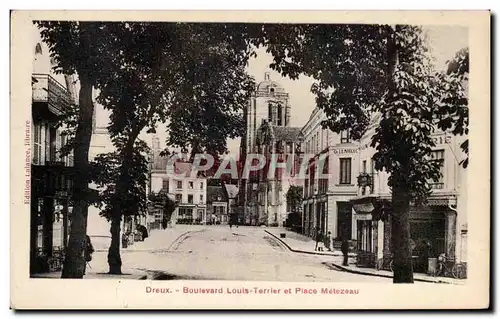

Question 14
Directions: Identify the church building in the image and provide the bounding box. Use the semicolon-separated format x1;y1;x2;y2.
238;73;303;226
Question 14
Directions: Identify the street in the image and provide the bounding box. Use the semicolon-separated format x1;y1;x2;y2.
90;226;431;283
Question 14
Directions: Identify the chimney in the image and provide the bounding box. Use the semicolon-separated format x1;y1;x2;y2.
264;72;270;81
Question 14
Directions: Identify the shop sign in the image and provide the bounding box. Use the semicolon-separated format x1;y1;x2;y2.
432;134;452;145
356;214;372;221
332;148;358;155
353;202;374;213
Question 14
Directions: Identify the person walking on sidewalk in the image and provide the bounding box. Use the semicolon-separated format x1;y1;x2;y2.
315;229;324;251
341;237;349;266
83;235;95;275
324;231;332;251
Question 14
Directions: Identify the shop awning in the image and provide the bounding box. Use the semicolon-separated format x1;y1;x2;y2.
350;195;392;221
350;195;379;214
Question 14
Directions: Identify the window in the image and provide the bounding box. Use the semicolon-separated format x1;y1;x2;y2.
431;150;445;189
200;194;204;202
277;105;282;126
188;194;194;204
200;182;204;190
175;194;182;202
44;125;50;163
49;127;57;162
33;123;42;165
177;181;182;189
189;181;194;189
340;130;350;144
362;160;367;173
339;158;352;185
268;104;272;122
162;179;169;192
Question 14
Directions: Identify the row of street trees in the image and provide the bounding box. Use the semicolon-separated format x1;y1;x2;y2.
37;22;468;283
37;22;263;277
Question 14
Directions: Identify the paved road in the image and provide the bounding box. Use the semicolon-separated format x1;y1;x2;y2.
136;226;403;282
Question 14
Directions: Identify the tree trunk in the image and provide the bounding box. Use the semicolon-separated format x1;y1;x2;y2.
385;24;414;283
61;22;96;278
61;75;94;278
107;133;139;274
107;213;122;274
391;187;414;283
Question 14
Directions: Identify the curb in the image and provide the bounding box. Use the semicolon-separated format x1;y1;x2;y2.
94;230;199;253
264;230;356;258
326;262;456;284
266;231;458;285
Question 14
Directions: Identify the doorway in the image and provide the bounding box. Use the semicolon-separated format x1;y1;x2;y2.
337;202;353;240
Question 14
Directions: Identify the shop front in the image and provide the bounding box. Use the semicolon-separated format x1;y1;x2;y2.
351;195;391;269
30;163;73;275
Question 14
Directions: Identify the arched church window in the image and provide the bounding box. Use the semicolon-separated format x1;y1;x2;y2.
277;104;283;126
35;43;42;55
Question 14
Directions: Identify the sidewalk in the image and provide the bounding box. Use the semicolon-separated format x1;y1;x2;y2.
266;228;466;285
264;228;356;257
326;262;466;285
32;226;197;279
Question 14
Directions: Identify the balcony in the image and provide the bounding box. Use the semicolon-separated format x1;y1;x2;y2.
32;74;72;118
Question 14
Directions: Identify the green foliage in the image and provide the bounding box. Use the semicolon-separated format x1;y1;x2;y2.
162;23;259;157
286;185;303;212
439;47;469;168
90;139;150;221
148;191;177;222
261;24;467;204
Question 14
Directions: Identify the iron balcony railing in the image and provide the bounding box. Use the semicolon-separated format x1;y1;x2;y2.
32;73;72;115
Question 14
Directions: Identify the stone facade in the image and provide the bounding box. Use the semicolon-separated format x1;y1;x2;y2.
238;73;303;226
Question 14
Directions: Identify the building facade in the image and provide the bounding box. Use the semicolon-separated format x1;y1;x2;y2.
238;73;303;226
150;138;208;225
350;119;468;270
300;107;359;245
206;186;229;224
30;40;76;275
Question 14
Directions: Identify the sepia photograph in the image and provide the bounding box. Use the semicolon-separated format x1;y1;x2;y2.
10;10;490;310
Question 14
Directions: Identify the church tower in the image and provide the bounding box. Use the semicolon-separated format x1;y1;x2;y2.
238;72;301;226
244;72;291;154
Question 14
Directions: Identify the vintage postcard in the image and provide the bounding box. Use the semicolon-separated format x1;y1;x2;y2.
10;10;490;310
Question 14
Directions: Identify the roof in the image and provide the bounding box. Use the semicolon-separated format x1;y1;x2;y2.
272;126;303;143
206;186;228;203
224;184;239;199
256;73;286;94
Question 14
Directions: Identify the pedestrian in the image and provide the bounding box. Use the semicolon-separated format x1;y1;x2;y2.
315;229;324;251
84;235;94;275
420;239;431;274
324;231;332;251
341;237;349;266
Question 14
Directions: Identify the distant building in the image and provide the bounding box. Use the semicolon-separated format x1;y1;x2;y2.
206;186;229;224
150;137;208;225
238;72;303;226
